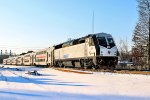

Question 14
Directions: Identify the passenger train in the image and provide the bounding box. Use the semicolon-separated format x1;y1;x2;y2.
3;33;118;69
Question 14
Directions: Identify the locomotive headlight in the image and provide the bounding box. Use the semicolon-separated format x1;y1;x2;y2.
107;46;110;49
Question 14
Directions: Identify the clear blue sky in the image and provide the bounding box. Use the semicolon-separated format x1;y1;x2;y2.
0;0;138;54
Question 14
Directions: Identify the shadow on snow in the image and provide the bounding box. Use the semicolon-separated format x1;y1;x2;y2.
0;75;87;86
0;66;87;86
0;90;48;97
0;90;149;100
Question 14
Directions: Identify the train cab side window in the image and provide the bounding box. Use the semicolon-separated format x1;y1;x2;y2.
89;37;94;46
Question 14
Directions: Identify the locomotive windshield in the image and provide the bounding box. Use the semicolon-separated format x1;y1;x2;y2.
97;37;107;47
96;36;115;48
107;37;115;47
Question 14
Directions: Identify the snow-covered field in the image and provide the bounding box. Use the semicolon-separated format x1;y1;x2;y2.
0;65;150;100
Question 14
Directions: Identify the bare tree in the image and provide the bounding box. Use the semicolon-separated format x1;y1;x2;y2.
118;39;130;61
133;0;150;69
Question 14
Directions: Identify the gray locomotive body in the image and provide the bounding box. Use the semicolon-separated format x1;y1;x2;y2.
54;33;118;69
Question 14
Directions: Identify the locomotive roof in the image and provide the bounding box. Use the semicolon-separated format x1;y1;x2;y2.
55;32;112;46
95;33;112;37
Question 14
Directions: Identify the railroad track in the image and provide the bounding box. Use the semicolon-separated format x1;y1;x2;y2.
53;67;150;75
54;68;93;74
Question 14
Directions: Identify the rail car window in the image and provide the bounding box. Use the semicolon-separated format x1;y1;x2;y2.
62;42;70;47
25;55;30;57
36;50;47;55
79;39;85;43
24;60;29;62
97;37;107;47
62;41;73;48
107;38;115;47
72;39;79;45
36;59;45;62
55;44;62;49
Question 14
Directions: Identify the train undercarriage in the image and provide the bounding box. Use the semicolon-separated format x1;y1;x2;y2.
54;56;118;70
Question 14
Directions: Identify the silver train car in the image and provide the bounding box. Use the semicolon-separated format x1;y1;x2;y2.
11;57;17;65
34;47;54;66
23;52;35;66
6;57;12;65
16;55;23;66
3;59;7;65
3;33;118;69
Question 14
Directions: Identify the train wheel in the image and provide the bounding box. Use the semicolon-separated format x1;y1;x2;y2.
110;65;115;71
83;60;89;69
55;62;59;67
59;62;64;68
92;65;99;70
72;61;75;68
80;59;84;68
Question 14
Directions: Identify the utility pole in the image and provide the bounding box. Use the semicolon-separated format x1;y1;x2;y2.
92;11;94;34
10;50;11;56
147;0;150;70
148;16;150;70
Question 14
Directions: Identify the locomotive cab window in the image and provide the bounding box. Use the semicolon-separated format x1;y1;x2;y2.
107;37;115;47
97;37;107;47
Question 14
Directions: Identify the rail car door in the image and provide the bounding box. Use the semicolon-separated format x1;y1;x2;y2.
84;39;88;58
32;55;34;65
47;52;48;62
51;50;54;66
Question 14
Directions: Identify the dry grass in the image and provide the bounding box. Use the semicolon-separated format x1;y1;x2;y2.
114;70;150;75
54;68;150;75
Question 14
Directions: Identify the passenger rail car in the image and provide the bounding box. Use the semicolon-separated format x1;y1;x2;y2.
35;47;54;66
3;59;7;65
16;56;23;65
35;49;49;66
11;57;17;65
6;58;12;65
23;53;35;66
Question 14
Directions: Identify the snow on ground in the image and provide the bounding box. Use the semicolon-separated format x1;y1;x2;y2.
0;64;150;100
